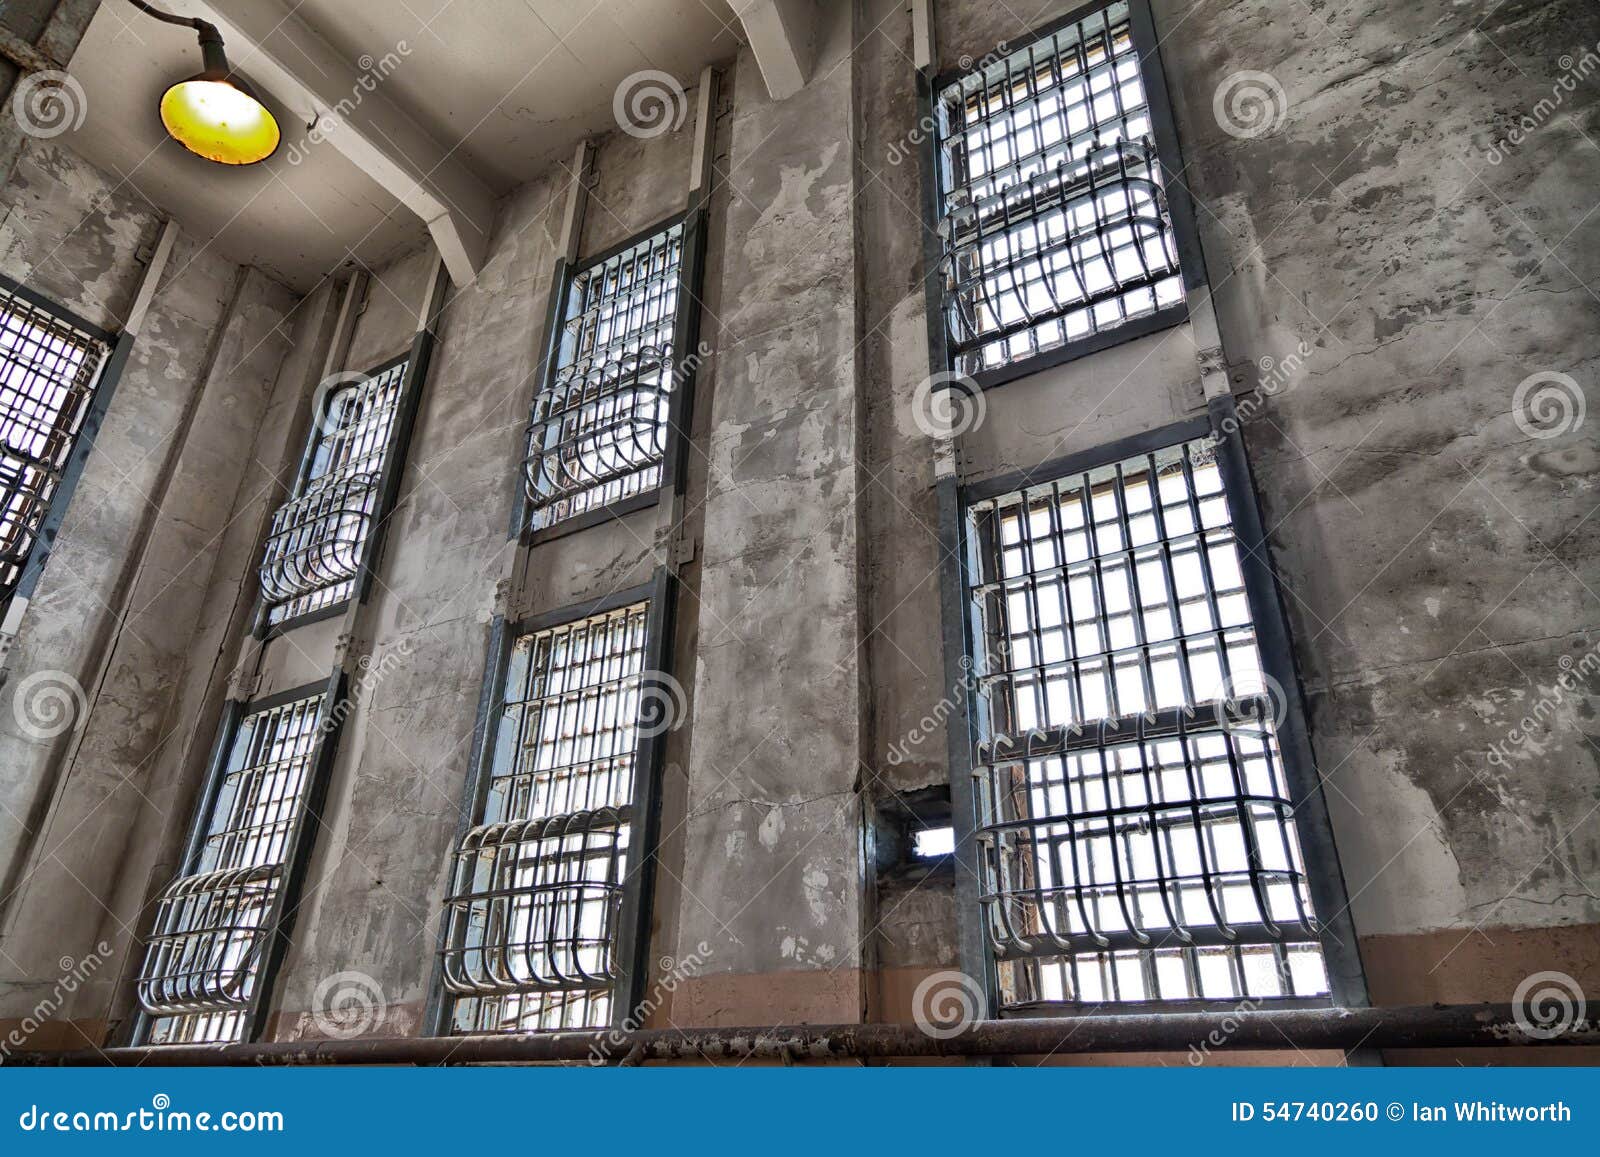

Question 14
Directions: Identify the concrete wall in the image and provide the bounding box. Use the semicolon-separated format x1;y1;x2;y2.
0;134;305;1045
1;0;1595;1064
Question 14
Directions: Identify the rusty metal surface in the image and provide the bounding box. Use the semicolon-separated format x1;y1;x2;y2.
5;1003;1595;1066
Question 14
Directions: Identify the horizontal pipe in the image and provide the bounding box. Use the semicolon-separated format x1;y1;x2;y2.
7;1004;1596;1066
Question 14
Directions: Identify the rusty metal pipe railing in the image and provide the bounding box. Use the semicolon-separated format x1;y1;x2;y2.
5;1003;1596;1066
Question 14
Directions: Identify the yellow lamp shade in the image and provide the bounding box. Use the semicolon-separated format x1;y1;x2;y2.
159;77;279;165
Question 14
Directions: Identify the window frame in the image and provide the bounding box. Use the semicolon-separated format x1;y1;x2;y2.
252;345;428;639
0;272;125;625
938;405;1368;1017
130;674;347;1046
516;208;707;546
918;0;1207;392
425;569;677;1036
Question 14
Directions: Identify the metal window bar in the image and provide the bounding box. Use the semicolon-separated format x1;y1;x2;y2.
137;692;325;1044
441;602;651;1033
259;359;407;626
0;285;110;603
965;438;1328;1007
524;224;684;531
934;2;1183;376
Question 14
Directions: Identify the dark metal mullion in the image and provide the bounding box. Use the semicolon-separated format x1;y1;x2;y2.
610;566;675;1030
243;671;348;1042
936;476;997;1015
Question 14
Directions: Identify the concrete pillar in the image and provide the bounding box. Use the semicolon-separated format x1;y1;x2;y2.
673;7;868;1025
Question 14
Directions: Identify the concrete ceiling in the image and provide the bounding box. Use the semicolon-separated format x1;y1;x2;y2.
59;0;744;292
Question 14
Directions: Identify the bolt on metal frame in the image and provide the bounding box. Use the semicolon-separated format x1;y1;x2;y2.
928;0;1203;390
517;208;706;545
133;677;345;1045
432;571;675;1036
0;275;116;614
256;353;409;631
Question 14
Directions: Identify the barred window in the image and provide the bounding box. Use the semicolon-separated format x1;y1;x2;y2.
965;438;1328;1006
441;601;655;1033
934;2;1184;381
137;691;326;1044
259;358;407;626
0;284;110;603
524;223;684;532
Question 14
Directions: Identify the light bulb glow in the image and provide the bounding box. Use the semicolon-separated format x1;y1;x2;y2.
160;78;279;165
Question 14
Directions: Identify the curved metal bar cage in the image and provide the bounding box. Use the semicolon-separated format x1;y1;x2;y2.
524;224;684;532
964;438;1329;1007
258;472;378;615
934;2;1183;376
0;284;110;603
136;691;326;1045
261;359;406;626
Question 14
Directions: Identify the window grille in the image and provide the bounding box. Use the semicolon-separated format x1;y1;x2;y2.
524;223;684;532
0;285;110;603
441;602;653;1033
137;692;326;1044
964;438;1328;1006
934;2;1184;379
259;358;407;626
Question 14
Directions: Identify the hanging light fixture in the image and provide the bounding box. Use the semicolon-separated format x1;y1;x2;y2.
127;0;280;166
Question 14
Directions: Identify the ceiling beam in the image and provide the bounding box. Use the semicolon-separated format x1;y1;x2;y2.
733;0;816;101
165;0;495;285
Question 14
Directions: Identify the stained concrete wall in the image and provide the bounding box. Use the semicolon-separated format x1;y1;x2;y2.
1;0;1595;1064
0;134;305;1044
